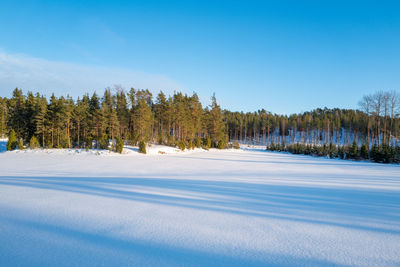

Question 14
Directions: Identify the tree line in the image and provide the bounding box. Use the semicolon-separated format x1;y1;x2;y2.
1;88;399;162
225;91;400;147
1;87;227;153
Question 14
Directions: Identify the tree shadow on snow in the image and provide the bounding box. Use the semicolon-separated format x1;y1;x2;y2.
1;175;399;236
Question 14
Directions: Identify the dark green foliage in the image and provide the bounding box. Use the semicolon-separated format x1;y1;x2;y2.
360;143;369;159
382;144;392;164
329;143;337;158
370;144;382;163
99;134;109;150
115;137;124;154
29;136;39;149
7;130;17;151
139;141;146;154
265;141;394;162
349;141;359;159
267;142;275;151
338;146;345;159
369;144;394;163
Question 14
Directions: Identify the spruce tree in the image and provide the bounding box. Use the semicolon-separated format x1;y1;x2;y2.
29;136;39;149
360;143;369;159
350;140;358;159
7;130;17;151
139;141;146;154
17;138;24;150
208;94;226;147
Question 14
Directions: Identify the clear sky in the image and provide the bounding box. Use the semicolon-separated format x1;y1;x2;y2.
0;0;399;114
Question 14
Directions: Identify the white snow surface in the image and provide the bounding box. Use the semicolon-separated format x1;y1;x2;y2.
0;145;400;266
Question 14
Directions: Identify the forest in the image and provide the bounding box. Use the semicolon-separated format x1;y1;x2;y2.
1;88;399;163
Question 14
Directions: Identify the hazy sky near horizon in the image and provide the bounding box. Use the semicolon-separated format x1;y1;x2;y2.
0;0;399;114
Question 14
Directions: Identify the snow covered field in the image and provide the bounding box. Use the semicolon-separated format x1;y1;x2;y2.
0;145;400;266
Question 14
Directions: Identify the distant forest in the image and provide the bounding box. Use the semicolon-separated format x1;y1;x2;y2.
1;88;399;163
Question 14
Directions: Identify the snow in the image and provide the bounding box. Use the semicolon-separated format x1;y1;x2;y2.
0;143;400;266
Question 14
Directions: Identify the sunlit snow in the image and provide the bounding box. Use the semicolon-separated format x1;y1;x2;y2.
0;144;399;266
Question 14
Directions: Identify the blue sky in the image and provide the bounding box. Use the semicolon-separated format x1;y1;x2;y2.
0;0;399;114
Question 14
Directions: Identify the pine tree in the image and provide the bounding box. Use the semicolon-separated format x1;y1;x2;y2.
0;97;8;137
34;94;48;147
134;91;153;142
89;93;103;148
8;88;26;139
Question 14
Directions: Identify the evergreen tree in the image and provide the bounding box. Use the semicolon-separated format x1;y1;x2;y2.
29;136;39;149
139;141;146;154
134;91;153;142
115;137;124;153
34;94;48;147
2;88;400;164
0;97;8;137
7;130;17;151
350;140;359;159
208;94;227;148
360;143;369;159
17;138;24;150
8;88;25;138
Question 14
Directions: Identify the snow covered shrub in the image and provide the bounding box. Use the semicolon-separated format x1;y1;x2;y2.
29;136;39;149
139;141;146;154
